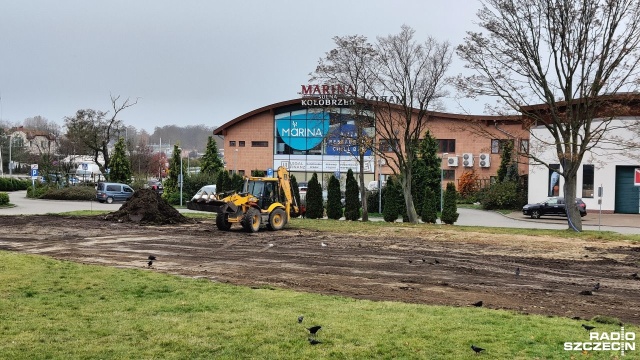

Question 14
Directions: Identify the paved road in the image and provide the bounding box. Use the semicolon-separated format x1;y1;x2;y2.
2;190;638;234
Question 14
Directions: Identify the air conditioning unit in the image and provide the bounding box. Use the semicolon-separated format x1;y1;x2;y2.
479;153;491;168
462;153;474;167
447;156;458;167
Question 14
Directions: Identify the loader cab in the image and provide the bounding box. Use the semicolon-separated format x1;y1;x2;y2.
244;179;279;210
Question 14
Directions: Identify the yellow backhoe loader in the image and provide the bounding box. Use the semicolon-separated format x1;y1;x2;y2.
187;166;299;232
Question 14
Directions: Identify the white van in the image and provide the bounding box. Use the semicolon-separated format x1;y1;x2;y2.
191;185;217;202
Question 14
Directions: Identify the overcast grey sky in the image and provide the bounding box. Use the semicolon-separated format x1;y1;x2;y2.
0;0;485;133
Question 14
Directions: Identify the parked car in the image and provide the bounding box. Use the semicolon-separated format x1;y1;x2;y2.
96;182;135;203
191;185;217;202
146;180;164;195
522;196;587;219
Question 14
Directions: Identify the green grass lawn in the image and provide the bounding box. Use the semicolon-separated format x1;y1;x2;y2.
1;251;636;359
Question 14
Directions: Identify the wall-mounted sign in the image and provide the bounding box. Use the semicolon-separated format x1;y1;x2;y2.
325;123;373;156
274;155;375;174
276;112;330;151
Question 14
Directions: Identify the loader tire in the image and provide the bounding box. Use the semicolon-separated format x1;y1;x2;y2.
241;207;261;233
267;208;286;231
216;213;231;231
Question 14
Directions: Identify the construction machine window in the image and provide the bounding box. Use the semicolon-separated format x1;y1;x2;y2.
246;180;265;198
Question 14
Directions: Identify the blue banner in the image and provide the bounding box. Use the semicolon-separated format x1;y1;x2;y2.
276;112;330;151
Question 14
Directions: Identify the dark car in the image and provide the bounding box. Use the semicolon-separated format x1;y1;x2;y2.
522;196;587;219
146;180;164;195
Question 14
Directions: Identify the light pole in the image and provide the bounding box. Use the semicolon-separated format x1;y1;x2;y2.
179;148;183;206
234;148;238;174
440;153;449;212
378;158;385;213
8;134;12;176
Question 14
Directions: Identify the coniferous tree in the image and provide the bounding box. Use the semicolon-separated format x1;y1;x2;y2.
200;136;224;174
441;182;459;225
344;168;360;221
231;173;244;193
383;176;401;222
421;187;438;224
108;137;131;184
305;173;324;219
289;175;302;218
497;140;515;183
163;145;183;203
326;175;342;220
216;169;230;195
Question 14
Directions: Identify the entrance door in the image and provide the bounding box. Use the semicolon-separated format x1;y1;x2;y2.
614;166;640;214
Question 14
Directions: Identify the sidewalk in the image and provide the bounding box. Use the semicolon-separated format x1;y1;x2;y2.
505;211;640;228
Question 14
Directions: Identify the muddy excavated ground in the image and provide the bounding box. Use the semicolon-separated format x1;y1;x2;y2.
0;191;639;325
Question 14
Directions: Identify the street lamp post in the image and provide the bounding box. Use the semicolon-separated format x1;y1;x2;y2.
234;148;238;175
179;148;183;206
440;153;449;212
8;134;12;176
378;158;385;214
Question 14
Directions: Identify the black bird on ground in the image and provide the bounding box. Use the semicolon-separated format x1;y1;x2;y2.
434;259;440;264
515;267;520;277
471;345;485;354
308;338;322;345
147;261;153;267
593;282;600;291
632;273;639;280
148;255;156;261
582;324;596;331
472;301;483;307
408;259;413;264
307;325;322;336
298;315;304;324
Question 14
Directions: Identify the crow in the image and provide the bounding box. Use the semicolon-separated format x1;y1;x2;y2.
593;282;600;291
582;324;596;331
308;338;322;345
472;301;483;307
434;259;440;264
471;344;485;354
147;260;153;267
515;267;520;277
307;325;322;336
298;315;304;324
422;258;426;263
148;255;156;261
408;259;413;264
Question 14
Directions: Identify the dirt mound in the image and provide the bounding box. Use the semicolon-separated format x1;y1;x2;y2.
104;189;195;225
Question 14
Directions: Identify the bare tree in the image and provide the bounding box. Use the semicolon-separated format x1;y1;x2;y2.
64;95;138;174
456;0;640;230
372;25;453;223
23;116;61;136
311;34;378;221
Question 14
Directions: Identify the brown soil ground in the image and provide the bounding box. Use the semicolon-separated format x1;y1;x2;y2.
1;213;639;325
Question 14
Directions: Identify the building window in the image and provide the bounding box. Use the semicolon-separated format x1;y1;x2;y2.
582;164;594;198
229;140;236;147
438;139;455;153
442;170;455;181
239;141;245;147
379;139;399;152
491;139;514;154
252;141;269;147
519;139;529;154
